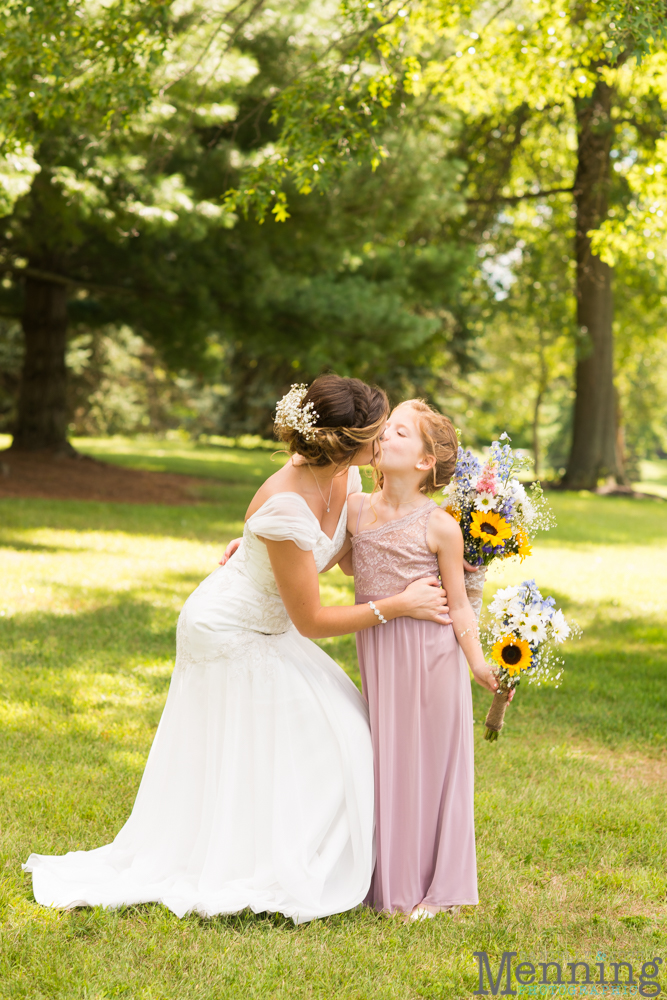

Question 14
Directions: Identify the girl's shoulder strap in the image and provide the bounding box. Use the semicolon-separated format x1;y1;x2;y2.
355;492;367;534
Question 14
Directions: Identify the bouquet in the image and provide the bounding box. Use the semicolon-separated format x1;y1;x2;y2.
483;580;578;741
442;433;555;569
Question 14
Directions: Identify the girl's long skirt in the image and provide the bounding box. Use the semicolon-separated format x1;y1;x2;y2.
355;607;478;914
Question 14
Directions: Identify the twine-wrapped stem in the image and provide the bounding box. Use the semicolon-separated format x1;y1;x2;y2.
484;686;511;742
463;566;512;742
463;566;486;623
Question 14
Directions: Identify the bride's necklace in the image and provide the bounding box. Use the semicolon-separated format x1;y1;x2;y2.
309;466;335;514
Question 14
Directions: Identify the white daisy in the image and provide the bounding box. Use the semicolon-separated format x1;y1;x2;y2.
474;491;497;512
488;586;519;617
506;596;526;618
518;614;548;644
550;609;571;643
509;479;527;503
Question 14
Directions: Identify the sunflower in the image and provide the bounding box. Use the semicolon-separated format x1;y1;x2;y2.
516;528;532;562
470;510;513;547
445;503;462;523
491;635;532;676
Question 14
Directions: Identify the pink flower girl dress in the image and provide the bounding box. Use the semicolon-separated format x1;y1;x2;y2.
352;496;478;915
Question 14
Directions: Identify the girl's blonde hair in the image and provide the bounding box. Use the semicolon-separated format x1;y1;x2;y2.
398;399;458;494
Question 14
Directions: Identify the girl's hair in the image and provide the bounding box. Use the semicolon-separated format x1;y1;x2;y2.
275;374;389;467
400;399;459;493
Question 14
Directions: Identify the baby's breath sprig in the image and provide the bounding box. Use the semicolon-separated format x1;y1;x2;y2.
274;384;320;442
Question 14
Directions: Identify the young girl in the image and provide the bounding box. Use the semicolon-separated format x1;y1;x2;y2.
344;399;498;920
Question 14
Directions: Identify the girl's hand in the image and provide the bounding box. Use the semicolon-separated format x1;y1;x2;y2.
399;576;452;624
471;661;500;693
463;559;480;573
219;537;242;565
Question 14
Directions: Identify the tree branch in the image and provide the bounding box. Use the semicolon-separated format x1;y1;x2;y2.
8;266;131;296
468;186;574;206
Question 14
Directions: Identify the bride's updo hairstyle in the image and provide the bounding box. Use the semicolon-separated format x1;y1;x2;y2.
400;399;459;494
275;374;389;467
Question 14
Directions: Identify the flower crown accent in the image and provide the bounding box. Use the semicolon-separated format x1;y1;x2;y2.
274;383;320;442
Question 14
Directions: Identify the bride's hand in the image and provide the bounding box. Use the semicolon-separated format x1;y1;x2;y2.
219;537;242;565
399;576;452;624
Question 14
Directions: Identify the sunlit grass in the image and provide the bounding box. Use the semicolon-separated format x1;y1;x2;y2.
638;458;667;499
0;440;666;998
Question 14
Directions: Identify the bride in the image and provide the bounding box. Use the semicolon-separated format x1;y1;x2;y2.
24;375;450;924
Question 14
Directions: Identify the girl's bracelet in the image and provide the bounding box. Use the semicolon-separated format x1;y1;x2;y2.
368;601;388;625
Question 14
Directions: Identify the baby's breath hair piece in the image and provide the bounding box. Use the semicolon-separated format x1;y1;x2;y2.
274;383;320;442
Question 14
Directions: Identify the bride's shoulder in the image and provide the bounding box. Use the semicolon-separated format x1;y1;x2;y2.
244;474;320;551
245;463;301;520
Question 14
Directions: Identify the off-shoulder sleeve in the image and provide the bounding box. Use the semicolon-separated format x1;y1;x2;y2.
347;466;363;495
245;493;321;551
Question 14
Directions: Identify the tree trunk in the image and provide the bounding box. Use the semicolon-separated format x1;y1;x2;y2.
11;273;73;453
532;386;543;481
532;327;548;481
564;77;626;489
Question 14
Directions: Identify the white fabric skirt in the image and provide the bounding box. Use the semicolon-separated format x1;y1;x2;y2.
24;627;374;924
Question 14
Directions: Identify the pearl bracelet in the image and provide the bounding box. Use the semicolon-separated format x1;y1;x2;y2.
368;600;388;625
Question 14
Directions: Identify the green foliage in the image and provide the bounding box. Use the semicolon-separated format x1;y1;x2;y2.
223;0;667;465
0;0;170;142
3;0;667;460
0;0;481;440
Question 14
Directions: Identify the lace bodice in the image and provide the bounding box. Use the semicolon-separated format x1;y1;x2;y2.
242;469;358;595
352;499;439;598
176;467;362;674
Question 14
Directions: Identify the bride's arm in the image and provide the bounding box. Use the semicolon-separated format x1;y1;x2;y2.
262;538;449;639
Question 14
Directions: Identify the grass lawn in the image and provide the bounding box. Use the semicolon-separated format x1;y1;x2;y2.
0;438;666;999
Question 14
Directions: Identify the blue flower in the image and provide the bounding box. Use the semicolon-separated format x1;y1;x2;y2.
498;499;515;519
455;447;482;480
490;440;515;481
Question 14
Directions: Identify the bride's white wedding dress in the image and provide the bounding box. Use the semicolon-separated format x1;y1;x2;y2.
24;467;374;923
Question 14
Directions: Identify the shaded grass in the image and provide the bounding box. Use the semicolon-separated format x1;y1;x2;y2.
0;440;666;998
74;434;288;489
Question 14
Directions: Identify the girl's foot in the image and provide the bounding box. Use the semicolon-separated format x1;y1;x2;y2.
407;903;461;922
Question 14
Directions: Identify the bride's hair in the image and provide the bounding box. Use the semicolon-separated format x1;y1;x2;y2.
396;399;459;494
276;374;389;467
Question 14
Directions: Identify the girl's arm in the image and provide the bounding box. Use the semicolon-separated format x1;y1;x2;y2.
337;548;354;576
263;538;449;639
428;510;499;694
321;534;352;574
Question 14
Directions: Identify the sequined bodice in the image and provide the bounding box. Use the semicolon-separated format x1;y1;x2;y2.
352;500;439;598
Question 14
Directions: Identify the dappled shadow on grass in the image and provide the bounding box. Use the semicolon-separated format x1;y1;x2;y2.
74;447;283;488
543;492;667;545
0;598;176;821
0;599;177;677
0;497;248;542
0;535;83;554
